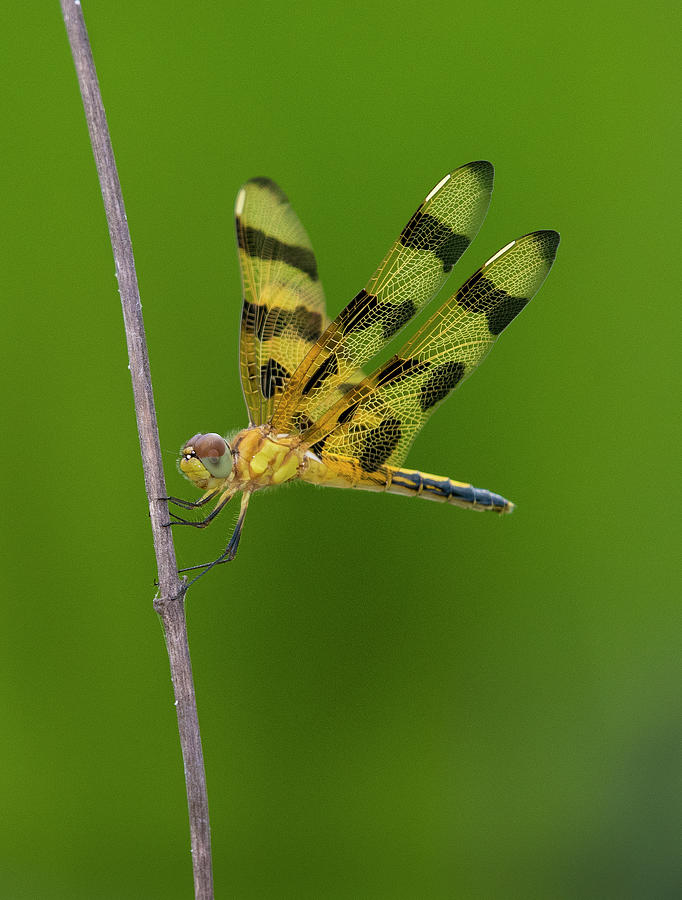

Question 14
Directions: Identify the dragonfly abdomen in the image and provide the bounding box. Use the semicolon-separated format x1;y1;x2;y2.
302;451;513;513
382;465;514;513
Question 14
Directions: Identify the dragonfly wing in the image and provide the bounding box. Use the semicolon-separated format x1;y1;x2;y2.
303;231;560;469
271;161;494;429
236;178;329;425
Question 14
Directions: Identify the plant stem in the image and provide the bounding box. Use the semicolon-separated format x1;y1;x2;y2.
59;3;214;897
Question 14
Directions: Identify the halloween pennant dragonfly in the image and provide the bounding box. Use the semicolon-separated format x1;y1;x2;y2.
170;162;559;578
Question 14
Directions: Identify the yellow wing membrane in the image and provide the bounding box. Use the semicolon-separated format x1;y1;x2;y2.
301;231;560;469
271;161;494;430
173;166;560;581
235;178;329;424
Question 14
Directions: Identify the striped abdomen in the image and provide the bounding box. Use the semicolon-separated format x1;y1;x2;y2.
385;466;513;513
302;452;513;513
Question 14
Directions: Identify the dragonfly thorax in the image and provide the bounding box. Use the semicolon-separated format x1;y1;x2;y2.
230;425;304;490
179;426;305;495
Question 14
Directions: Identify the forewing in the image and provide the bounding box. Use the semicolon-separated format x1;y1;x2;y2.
236;178;328;424
304;231;560;470
271;161;494;429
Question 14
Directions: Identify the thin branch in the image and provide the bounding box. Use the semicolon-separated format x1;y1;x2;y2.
59;3;214;897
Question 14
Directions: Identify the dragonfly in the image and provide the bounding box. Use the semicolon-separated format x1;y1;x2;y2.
169;162;559;579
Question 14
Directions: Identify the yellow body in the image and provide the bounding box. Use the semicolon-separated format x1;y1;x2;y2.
179;425;513;514
179;426;305;500
234;427;302;486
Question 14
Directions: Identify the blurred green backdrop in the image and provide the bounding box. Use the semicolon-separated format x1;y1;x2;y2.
2;1;679;898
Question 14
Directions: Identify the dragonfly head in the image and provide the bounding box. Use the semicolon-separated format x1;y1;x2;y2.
179;433;233;489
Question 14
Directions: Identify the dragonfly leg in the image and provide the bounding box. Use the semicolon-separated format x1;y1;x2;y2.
166;489;220;510
168;489;234;529
180;492;251;585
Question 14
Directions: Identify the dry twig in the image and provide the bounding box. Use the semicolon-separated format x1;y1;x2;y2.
60;2;214;896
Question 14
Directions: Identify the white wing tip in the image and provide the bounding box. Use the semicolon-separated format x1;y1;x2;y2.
424;173;451;203
235;188;246;216
485;240;515;267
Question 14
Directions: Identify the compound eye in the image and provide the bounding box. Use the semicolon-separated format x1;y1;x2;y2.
193;432;232;478
184;433;204;451
193;433;226;459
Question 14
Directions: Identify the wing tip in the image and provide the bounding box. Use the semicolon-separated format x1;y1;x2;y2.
425;160;495;203
239;176;289;206
486;230;560;268
532;229;561;264
463;159;494;190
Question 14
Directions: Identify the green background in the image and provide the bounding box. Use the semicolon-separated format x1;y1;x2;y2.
2;2;679;897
